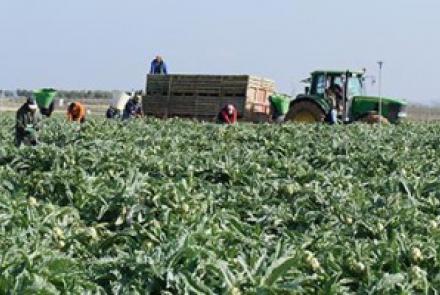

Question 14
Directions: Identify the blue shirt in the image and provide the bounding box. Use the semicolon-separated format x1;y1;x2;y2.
150;59;168;74
123;99;142;120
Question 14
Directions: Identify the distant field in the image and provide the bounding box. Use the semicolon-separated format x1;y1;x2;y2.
407;105;440;121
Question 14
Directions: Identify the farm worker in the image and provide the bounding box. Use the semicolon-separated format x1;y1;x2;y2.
217;104;238;124
106;106;121;119
329;83;343;110
123;95;143;120
67;102;86;123
269;94;290;123
150;55;168;75
15;97;41;147
326;89;338;124
326;84;343;124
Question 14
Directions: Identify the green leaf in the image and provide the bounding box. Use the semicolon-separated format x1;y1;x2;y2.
261;255;297;287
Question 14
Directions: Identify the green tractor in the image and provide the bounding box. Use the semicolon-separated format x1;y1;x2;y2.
285;70;407;124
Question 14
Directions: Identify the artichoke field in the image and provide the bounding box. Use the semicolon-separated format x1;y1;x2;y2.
1;115;440;294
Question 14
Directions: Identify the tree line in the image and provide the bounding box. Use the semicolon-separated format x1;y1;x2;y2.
1;89;113;100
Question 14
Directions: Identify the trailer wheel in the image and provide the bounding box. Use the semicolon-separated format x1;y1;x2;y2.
285;101;326;123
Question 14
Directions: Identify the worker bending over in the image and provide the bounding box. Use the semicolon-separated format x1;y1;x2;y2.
217;104;238;124
123;95;143;120
106;106;121;119
67;102;86;123
15;97;41;147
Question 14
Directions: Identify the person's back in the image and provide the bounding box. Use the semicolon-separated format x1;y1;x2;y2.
16;104;30;136
217;104;237;124
67;102;86;123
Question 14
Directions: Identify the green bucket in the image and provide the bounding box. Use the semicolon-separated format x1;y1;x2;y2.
270;93;291;115
34;88;57;109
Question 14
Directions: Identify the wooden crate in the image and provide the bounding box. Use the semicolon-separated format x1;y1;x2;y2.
143;74;274;121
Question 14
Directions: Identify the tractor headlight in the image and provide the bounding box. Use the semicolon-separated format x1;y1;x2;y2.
398;111;407;118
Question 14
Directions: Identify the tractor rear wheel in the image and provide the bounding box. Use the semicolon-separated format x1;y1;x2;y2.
285;101;326;123
357;113;390;124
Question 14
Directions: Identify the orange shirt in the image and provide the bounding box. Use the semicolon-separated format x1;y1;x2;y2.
67;102;86;122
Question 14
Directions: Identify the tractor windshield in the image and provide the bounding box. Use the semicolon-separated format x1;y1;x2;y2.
332;76;363;97
347;77;363;97
311;73;364;98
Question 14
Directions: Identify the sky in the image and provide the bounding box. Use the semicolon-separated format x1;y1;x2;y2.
1;0;439;104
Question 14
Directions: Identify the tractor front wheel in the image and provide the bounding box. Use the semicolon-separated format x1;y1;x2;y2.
285;101;326;123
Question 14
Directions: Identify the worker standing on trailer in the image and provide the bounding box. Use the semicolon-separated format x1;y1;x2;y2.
269;94;291;123
15;97;41;147
123;94;143;120
150;56;168;75
67;102;86;123
217;104;238;124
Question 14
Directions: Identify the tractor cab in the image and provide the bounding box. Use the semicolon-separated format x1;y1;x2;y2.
307;70;364;96
308;70;364;122
286;69;407;124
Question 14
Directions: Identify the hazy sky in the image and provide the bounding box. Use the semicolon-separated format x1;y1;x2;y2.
1;0;439;104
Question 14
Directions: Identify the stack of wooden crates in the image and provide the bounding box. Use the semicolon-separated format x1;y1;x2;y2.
142;74;275;121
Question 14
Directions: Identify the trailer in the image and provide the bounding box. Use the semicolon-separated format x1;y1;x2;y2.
142;74;275;121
